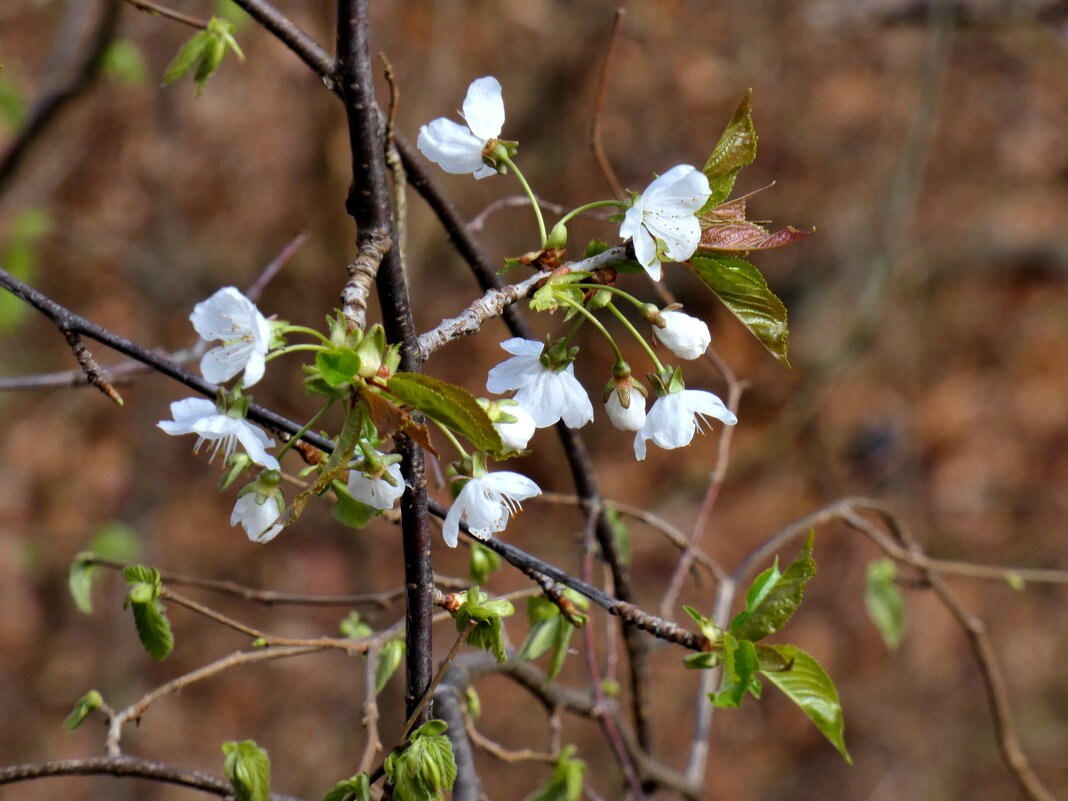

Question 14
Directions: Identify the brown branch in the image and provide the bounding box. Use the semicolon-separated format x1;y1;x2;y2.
0;755;305;800
228;0;338;91
0;0;120;190
122;0;206;29
357;644;383;775
464;719;557;764
590;8;626;200
62;331;123;405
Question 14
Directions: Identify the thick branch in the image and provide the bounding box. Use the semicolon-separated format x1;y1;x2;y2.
335;0;433;727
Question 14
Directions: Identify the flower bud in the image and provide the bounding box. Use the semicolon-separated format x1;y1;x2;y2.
606;386;647;431
654;310;711;360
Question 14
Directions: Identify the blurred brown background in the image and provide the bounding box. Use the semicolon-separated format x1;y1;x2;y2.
1;0;1067;799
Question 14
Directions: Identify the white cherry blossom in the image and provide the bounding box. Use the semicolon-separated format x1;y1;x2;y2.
157;397;280;469
486;338;593;429
417;76;505;179
347;461;405;511
634;389;737;460
190;287;272;386
231;492;284;543
493;402;537;451
606;387;647;432
655;310;712;360
442;471;542;548
620;165;711;280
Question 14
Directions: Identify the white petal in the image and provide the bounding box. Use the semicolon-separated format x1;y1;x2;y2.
417;118;487;175
494;404;536;450
443;503;462;548
656;311;711;360
348;462;405;510
556;370;595;428
606;389;647;431
232;422;280;470
643;213;702;263
190;287;257;341
500;338;545;357
483;471;541;501
682;389;738;427
160;397;216;429
461;76;505;140
486;353;539;395
231;494;284;543
514;370;568;428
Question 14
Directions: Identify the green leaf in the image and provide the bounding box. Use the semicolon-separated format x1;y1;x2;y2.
522;745;585;801
100;39;147;85
315;348;362;387
162;30;211;86
454;589;514;664
130;593;174;660
68;553;97;615
63;690;103;731
1005;571;1025;591
464;687;481;719
322;773;370;801
683;651;720;670
688;253;789;366
375;639;405;695
388;373;505;457
338;610;372;640
730;533;816;642
0;208;52;333
384;722;456;801
710;633;760;708
547;614;576;681
702;89;757;207
865;558;905;649
759;644;851;763
469;541;501;584
123;564;159;586
683;605;721;644
605;507;630;565
331;480;379;529
222;740;271;801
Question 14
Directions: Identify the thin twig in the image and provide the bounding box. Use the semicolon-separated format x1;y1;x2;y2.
358;645;383;775
590;8;626;200
0;755;304;800
62;331;124;405
122;0;206;29
659;347;744;618
229;0;338;91
464;719;557;764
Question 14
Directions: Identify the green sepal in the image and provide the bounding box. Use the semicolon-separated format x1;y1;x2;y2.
63;690;103;731
529;272;589;314
709;633;761;708
865;558;905;649
730;533;816;642
521;745;585;801
688;253;789;366
384;721;456;801
701;89;757;208
375;639;405;695
758;644;851;763
683;605;721;645
388;372;505;458
222;740;271;801
322;773;370;801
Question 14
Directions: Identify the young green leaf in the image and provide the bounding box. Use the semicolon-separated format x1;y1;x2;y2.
464;687;481;720
0;75;25;129
322;773;370;801
688;253;790;366
100;39;147;85
865;558;906;649
123;564;159;586
758;644;851;763
521;745;585;801
384;721;456;801
130;592;175;661
453;589;515;664
63;690;103;731
701;89;758;207
338;610;373;640
375;639;405;695
730;532;816;642
315;348;363;387
469;541;501;584
222;740;271;801
331;480;380;529
388;372;505;457
68;553;97;615
683;605;722;645
162;30;211;86
710;633;761;708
